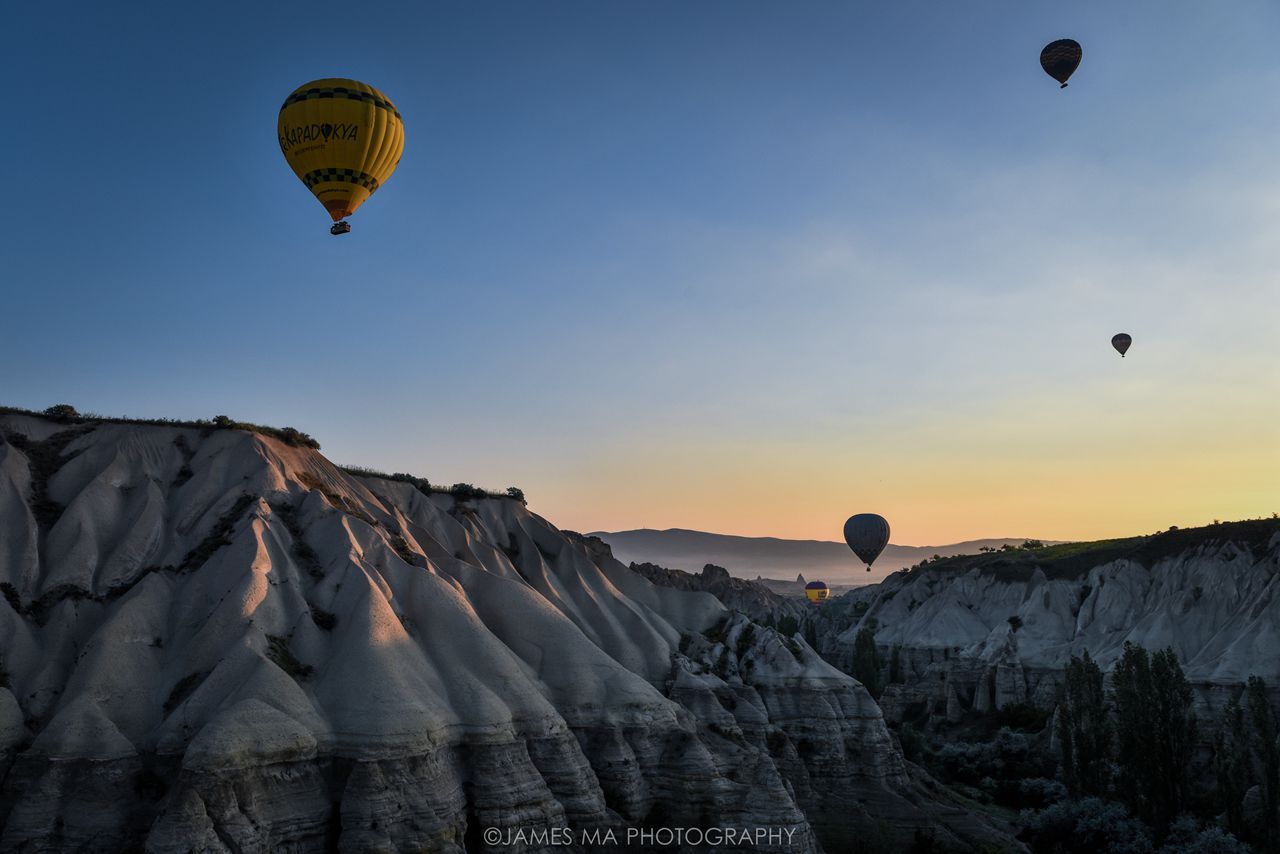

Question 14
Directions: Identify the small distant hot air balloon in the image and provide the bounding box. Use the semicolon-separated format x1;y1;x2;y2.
844;514;891;573
1040;39;1082;88
278;78;406;235
1112;333;1132;357
805;580;830;605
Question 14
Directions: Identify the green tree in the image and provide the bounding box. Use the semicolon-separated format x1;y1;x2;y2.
1247;675;1279;850
889;645;902;684
1057;650;1111;797
852;622;883;698
1112;643;1197;835
42;403;79;422
1216;695;1250;840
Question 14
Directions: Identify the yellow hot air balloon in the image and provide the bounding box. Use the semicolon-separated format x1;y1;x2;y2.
278;78;405;235
804;581;830;605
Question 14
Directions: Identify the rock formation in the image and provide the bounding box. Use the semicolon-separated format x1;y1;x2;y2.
823;525;1280;727
0;413;1015;852
624;561;808;626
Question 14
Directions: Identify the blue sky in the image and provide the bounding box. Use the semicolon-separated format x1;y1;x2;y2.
4;2;1278;542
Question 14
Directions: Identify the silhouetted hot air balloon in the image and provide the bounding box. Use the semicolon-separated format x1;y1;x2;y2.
1112;333;1132;357
278;78;406;235
1040;39;1082;88
844;514;890;572
804;581;830;605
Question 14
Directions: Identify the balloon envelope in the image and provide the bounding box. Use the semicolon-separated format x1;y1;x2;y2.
278;78;405;223
1112;333;1132;357
804;581;830;604
1040;39;1082;87
844;514;890;571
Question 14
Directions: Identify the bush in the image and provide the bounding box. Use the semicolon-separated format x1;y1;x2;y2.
274;502;322;578
1021;798;1154;854
388;533;416;564
42;404;80;422
1156;817;1249;854
449;483;487;500
1016;777;1068;809
931;728;1054;803
163;671;206;714
336;466;526;503
0;404;322;449
703;616;730;644
265;634;314;680
310;607;337;631
178;494;255;573
997;701;1051;732
899;723;925;763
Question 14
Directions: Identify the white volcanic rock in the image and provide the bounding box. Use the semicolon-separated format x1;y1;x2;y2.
826;526;1280;722
623;559;811;627
0;413;1016;852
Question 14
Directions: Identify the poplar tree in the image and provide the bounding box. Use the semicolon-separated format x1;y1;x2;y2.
1248;675;1279;850
1112;643;1196;835
1057;650;1111;796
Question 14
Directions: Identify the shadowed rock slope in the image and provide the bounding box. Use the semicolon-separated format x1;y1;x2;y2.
0;414;1015;853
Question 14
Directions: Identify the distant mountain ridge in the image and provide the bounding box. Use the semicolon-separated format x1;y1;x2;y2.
590;527;1059;584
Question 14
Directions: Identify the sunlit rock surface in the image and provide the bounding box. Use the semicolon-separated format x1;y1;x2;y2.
0;413;1016;852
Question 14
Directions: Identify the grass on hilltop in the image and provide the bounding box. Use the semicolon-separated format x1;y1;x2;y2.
0;403;320;449
901;518;1280;582
337;465;526;504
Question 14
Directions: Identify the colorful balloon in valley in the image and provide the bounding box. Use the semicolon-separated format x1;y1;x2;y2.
278;78;405;235
1112;333;1132;357
1040;39;1082;88
844;514;890;572
805;581;830;605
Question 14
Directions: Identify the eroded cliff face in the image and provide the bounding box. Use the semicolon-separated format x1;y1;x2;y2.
823;526;1280;726
0;414;1014;852
622;560;809;627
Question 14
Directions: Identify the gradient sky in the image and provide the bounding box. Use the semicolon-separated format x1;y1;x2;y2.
4;2;1277;545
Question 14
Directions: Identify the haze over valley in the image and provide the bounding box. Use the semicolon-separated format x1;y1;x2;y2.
592;528;1058;584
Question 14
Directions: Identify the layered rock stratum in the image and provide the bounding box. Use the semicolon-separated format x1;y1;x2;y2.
0;413;1014;852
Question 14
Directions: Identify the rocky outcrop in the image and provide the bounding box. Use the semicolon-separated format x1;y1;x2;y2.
0;413;1016;852
822;524;1280;725
627;561;808;626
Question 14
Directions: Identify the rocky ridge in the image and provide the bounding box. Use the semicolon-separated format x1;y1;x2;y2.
0;413;1015;852
819;525;1280;726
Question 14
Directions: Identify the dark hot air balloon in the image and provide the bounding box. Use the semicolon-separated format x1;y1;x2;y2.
1112;333;1132;357
1040;39;1082;88
804;580;830;605
278;78;406;235
844;514;890;572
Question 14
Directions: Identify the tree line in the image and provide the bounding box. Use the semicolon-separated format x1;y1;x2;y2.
1054;643;1278;851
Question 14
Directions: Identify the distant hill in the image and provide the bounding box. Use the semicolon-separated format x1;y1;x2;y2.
590;528;1058;585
